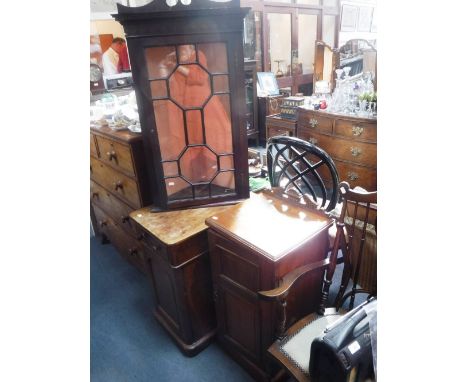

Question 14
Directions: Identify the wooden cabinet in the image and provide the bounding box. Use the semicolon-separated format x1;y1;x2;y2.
245;60;259;146
129;204;231;356
114;0;250;211
266;114;297;141
206;190;332;381
297;108;377;191
90;126;151;274
257;95;286;146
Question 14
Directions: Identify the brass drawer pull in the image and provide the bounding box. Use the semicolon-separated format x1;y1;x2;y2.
309;118;318;128
350;147;362;157
107;150;117;161
352;126;364;136
347;172;359;181
309;137;318;145
92;192;99;199
113;180;123;191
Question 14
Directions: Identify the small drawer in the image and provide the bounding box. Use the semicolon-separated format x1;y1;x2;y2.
90;133;98;157
91;156;142;209
297;111;333;134
95;135;136;176
334;119;377;143
91;180;139;239
133;224;168;262
267;126;292;139
93;205;149;275
334;160;377;191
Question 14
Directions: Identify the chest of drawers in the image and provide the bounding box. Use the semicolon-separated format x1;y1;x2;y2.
297;108;377;191
206;190;332;381
129;204;231;356
90;126;151;274
266;114;297;141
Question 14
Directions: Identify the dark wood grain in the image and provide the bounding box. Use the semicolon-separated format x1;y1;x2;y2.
114;1;250;211
206;190;332;380
297;108;377;191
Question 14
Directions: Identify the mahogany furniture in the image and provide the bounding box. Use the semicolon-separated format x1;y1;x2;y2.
90;126;152;274
258;95;285;145
244;60;259;146
206;190;333;381
114;0;250;210
129;204;231;356
267;136;339;213
266;113;297;140
259;182;377;382
297;108;377;191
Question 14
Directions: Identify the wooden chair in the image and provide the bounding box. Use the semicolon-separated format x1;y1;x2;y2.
258;181;377;381
266;136;340;213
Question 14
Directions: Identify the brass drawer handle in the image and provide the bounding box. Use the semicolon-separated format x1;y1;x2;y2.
347;172;359;181
107;151;117;161
309;137;318;145
352;126;364;136
113;180;123;191
92;192;99;199
309;118;318;128
350;147;362;157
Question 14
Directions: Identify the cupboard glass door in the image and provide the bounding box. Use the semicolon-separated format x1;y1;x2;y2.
145;42;236;202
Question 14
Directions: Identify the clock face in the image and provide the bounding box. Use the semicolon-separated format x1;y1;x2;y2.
90;64;102;82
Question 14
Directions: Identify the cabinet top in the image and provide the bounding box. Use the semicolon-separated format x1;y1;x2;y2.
298;107;377;123
130;204;232;246
206;190;332;261
90;125;142;144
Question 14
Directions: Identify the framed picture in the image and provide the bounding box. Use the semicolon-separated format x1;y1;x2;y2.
358;6;373;32
257;72;280;96
341;4;359;32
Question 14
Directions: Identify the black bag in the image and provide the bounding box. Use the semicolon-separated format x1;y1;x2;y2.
309;299;376;382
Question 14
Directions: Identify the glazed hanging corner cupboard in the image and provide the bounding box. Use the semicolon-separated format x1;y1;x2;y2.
114;0;250;211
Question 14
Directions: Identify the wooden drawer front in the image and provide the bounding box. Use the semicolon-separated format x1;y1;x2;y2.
297;111;333;134
267;126;292;140
90;134;98;157
90;180;138;238
93;205;148;274
297;129;376;168
133;224;169;263
95;135;135;176
335;160;377;191
90;156;141;209
334;119;377;142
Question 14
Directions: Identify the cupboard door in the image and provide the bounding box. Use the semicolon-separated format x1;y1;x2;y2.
145;43;238;203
